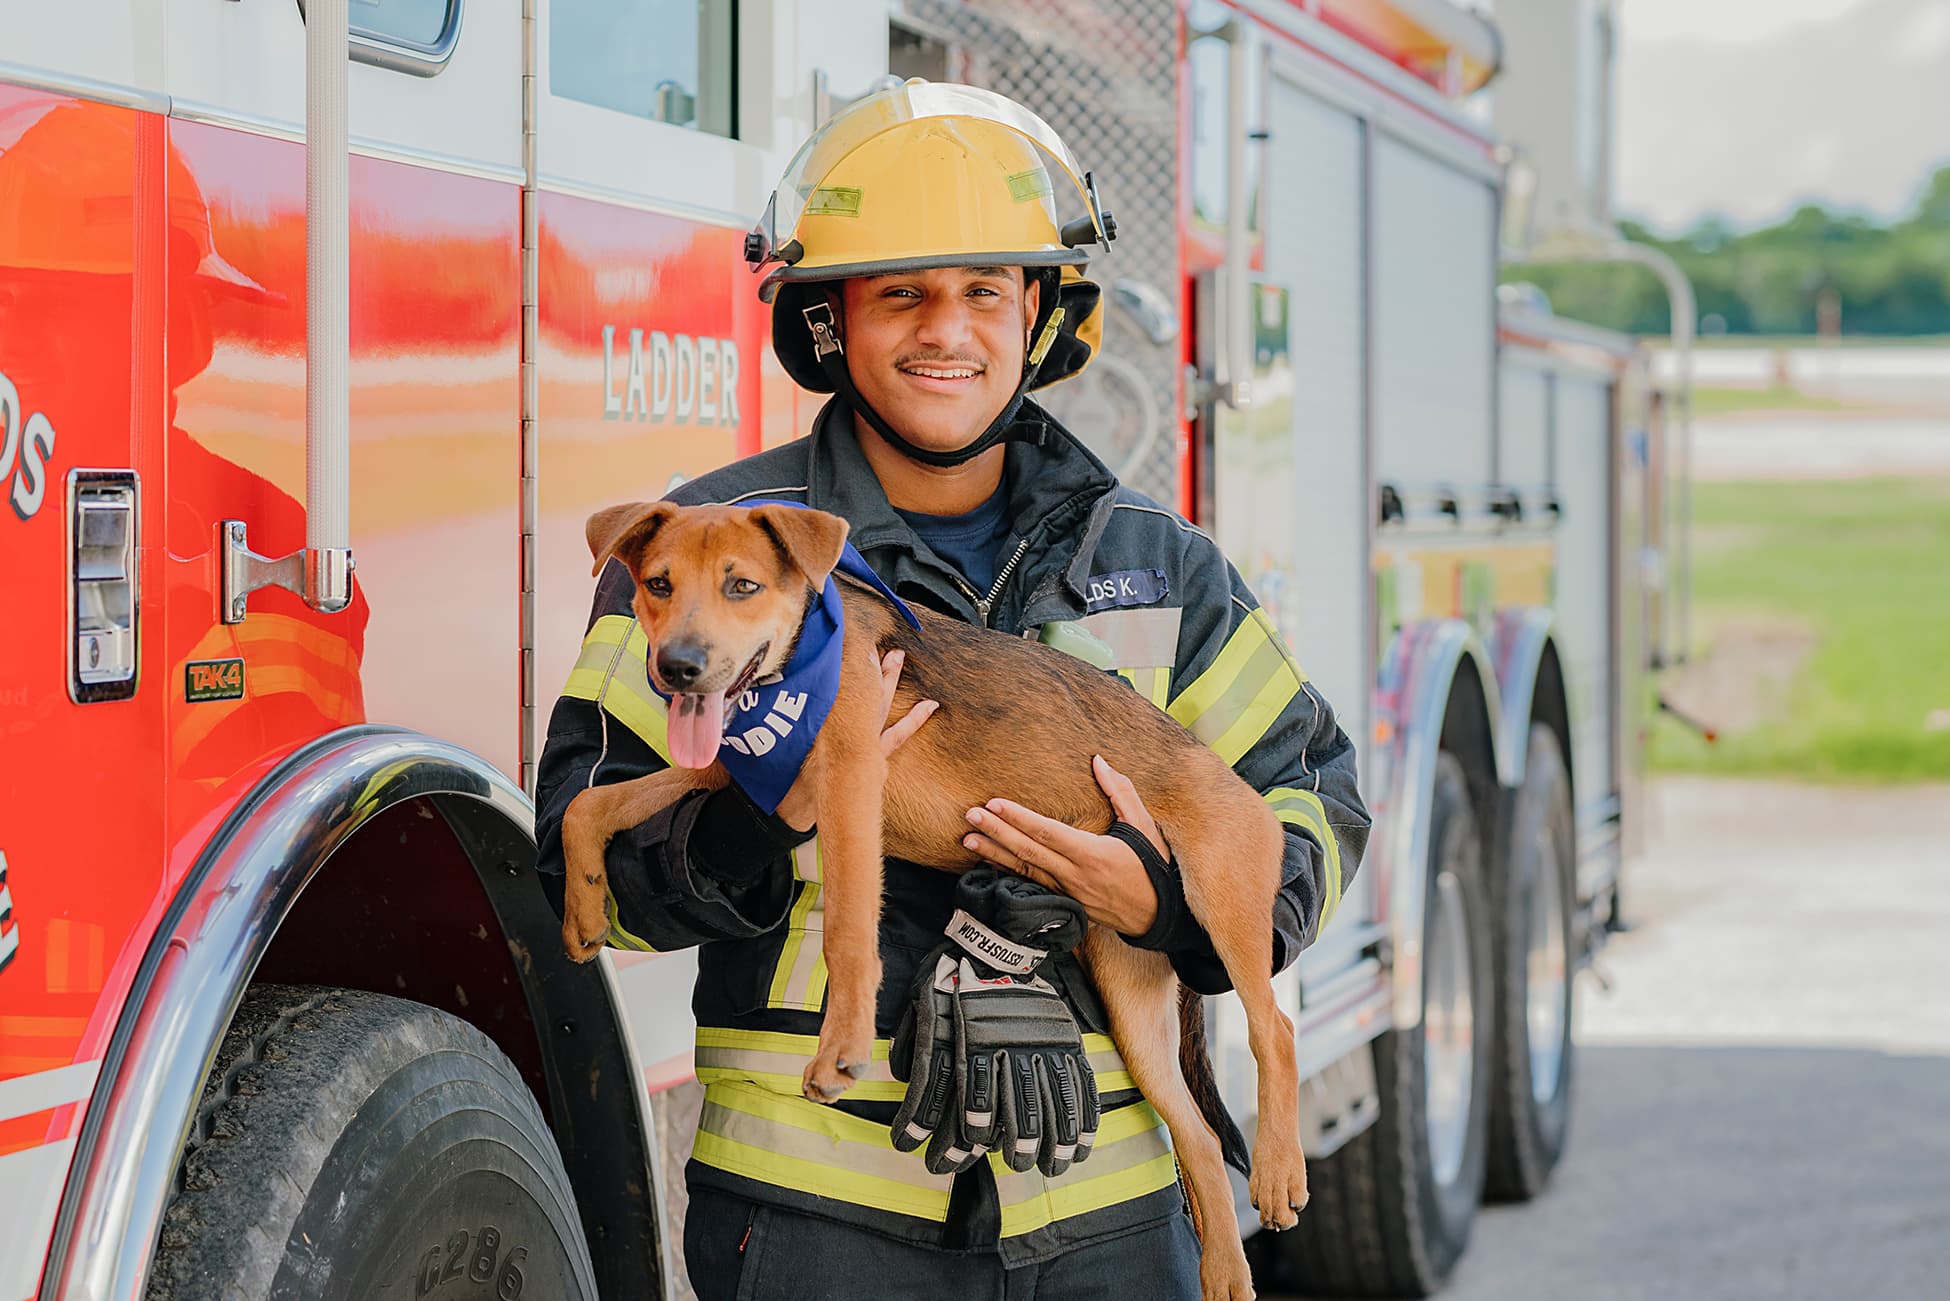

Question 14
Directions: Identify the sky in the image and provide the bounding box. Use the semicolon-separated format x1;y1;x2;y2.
1616;0;1950;232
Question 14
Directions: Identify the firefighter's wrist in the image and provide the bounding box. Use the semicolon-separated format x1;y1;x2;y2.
1106;821;1184;951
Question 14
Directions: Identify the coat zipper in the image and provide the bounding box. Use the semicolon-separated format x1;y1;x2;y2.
957;538;1031;627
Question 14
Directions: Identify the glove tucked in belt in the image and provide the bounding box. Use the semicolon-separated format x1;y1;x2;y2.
889;869;1100;1178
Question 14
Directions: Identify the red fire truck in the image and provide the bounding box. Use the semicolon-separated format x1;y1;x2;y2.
1;1;1666;1297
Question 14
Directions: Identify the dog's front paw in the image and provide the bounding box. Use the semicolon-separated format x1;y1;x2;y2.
802;1035;871;1103
561;881;612;964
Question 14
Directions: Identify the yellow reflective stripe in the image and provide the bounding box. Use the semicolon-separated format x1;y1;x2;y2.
1115;665;1172;709
993;1102;1178;1237
1265;786;1345;929
602;890;658;952
690;1040;1163;1228
694;1058;903;1101
561;614;672;761
693;1028;1130;1100
694;1081;954;1220
1168;608;1306;765
556;617;664;951
1088;1042;1133;1095
765;840;828;1011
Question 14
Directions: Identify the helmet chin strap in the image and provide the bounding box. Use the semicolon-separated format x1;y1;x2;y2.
805;281;1060;470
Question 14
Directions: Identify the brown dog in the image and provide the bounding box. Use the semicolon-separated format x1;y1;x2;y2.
561;500;1304;1300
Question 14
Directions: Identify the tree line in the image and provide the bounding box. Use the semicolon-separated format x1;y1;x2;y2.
1504;164;1950;338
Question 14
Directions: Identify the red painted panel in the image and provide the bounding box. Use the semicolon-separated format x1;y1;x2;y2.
532;194;770;712
0;91;169;1103
0;88;521;1137
163;120;521;843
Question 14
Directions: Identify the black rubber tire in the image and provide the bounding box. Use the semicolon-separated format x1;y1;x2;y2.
1252;753;1494;1298
1485;724;1577;1202
146;984;598;1301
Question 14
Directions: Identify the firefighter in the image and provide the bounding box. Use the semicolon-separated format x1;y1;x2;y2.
534;82;1369;1298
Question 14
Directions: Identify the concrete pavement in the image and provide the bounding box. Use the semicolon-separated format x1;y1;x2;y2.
1443;778;1950;1300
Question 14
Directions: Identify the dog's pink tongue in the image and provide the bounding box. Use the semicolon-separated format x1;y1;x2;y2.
668;691;727;769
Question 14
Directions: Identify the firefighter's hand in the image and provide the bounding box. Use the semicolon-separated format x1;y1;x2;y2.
962;756;1168;937
777;649;936;833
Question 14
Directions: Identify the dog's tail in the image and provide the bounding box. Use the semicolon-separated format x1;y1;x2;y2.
1178;984;1251;1177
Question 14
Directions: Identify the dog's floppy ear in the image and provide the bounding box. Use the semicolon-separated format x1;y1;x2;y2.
586;500;677;578
750;505;849;588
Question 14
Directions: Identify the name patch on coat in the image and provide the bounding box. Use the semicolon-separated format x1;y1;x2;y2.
1084;568;1168;612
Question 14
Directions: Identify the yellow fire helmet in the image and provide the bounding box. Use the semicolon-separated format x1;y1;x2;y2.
746;81;1115;467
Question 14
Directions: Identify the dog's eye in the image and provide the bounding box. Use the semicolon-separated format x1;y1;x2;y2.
644;575;672;597
728;577;762;597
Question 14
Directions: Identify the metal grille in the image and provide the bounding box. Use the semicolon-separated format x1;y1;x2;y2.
897;0;1184;504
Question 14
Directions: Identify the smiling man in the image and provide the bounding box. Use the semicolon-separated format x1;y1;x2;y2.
533;83;1369;1299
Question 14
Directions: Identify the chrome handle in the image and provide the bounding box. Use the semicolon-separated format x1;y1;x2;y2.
68;470;139;703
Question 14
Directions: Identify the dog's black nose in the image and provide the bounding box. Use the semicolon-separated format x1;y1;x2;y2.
656;643;708;689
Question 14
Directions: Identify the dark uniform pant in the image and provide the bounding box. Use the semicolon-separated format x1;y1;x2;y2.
684;1188;1203;1300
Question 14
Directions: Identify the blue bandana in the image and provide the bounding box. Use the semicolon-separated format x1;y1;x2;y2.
650;501;920;814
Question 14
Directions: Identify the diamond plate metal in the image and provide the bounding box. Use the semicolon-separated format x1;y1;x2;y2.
896;0;1184;504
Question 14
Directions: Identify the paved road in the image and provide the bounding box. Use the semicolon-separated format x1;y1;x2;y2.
1442;778;1950;1301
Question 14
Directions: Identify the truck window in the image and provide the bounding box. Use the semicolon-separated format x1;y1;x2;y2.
297;0;463;75
551;0;738;138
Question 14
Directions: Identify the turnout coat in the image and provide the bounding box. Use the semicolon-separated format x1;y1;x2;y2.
534;400;1371;1263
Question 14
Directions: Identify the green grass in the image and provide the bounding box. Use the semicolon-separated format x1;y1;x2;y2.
1649;476;1950;782
1688;385;1867;417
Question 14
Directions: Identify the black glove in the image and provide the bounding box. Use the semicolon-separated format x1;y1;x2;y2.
889;870;1100;1178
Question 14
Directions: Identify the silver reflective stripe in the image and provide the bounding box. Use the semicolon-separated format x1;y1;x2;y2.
1071;605;1182;669
700;1098;944;1190
1190;633;1288;742
991;1107;1174;1209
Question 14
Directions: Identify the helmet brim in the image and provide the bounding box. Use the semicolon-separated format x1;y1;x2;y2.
759;248;1090;304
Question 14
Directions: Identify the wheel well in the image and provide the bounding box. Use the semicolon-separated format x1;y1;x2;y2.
253;797;546;1103
251;793;664;1295
1440;659;1502;861
1531;640;1574;807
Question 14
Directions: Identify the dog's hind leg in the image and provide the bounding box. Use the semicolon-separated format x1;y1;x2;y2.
1174;803;1307;1232
561;764;724;963
1083;929;1255;1301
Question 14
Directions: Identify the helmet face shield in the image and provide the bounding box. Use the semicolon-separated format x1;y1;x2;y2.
748;81;1112;281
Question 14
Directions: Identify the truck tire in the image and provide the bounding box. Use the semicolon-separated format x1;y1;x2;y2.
1485;724;1576;1201
1253;753;1493;1298
147;984;598;1301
